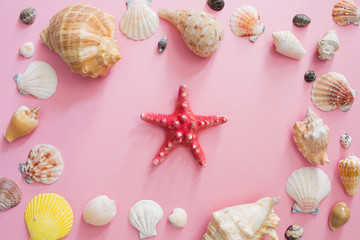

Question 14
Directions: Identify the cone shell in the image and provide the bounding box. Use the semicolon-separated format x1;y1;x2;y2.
316;30;340;60
19;144;64;184
120;0;159;40
272;31;306;59
158;9;224;57
25;193;73;240
15;61;57;99
332;0;360;26
286;167;331;214
0;178;22;211
202;197;281;240
312;72;356;112
339;155;360;195
293;108;330;165
329;202;350;230
40;3;121;78
4;106;39;143
83;195;117;226
230;6;265;42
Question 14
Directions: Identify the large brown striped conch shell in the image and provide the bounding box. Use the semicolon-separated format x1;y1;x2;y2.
0;177;22;211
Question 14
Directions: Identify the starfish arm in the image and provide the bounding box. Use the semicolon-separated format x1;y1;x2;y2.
140;113;172;127
152;139;178;165
175;85;193;113
188;139;207;167
195;115;228;130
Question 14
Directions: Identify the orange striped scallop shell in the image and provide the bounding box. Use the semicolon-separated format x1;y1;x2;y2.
332;0;360;26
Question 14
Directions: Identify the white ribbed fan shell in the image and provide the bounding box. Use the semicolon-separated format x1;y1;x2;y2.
15;61;57;99
286;167;331;214
129;200;163;239
120;0;159;40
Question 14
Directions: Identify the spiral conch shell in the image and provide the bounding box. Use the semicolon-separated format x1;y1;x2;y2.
158;9;224;57
0;178;22;211
5;106;39;143
338;155;360;195
19;144;64;184
272;31;306;59
317;30;340;60
83;195;117;226
293;108;330;165
40;3;121;78
329;202;350;230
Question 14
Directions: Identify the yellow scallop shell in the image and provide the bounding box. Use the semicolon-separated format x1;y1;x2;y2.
24;193;73;240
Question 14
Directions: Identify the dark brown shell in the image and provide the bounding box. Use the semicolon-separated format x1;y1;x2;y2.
20;7;36;25
0;178;22;211
207;0;225;11
304;70;316;83
293;14;311;27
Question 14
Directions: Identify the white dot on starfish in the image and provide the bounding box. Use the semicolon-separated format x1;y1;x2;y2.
176;132;182;138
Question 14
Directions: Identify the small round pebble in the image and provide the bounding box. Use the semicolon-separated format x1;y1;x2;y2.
293;14;311;27
207;0;225;11
285;224;304;240
20;7;36;25
158;36;167;53
304;70;316;83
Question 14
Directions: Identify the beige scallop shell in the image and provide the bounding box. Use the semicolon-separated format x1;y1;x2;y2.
332;0;360;26
329;202;350;230
0;178;22;211
339;155;360;195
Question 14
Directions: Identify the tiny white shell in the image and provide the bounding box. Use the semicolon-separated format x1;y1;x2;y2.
168;208;187;228
19;42;35;58
340;133;352;148
83;195;117;226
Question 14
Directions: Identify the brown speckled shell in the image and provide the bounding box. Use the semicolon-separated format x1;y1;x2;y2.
0;178;22;211
20;7;36;24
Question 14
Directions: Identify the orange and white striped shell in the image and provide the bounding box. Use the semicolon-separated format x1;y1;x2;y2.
230;6;265;42
40;4;121;78
339;155;360;195
332;0;360;26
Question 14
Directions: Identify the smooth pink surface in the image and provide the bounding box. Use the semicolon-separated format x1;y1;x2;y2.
1;0;360;239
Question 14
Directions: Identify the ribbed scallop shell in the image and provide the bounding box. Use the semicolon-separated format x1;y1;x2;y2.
129;200;163;239
0;178;22;211
286;167;331;214
18;144;64;184
25;193;73;240
83;195;117;226
332;0;360;26
15;61;57;99
339;155;360;195
230;6;265;42
120;0;159;40
312;72;356;112
40;3;121;78
293;108;330;165
272;31;306;59
158;9;224;57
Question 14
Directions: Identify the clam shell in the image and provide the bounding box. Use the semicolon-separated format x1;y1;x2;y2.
83;195;117;226
286;167;331;214
311;72;356;112
168;208;187;228
120;0;159;40
329;202;350;230
338;155;360;195
19;42;35;58
332;0;360;26
25;193;73;240
0;178;22;211
316;30;340;60
272;31;306;59
15;61;57;99
40;4;121;78
19;144;64;184
230;6;265;42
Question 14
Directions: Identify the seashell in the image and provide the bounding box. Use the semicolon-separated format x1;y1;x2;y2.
41;3;121;78
286;167;331;214
338;155;360;195
230;6;266;42
18;144;64;184
120;0;159;41
158;9;224;57
20;7;36;24
83;195;117;226
19;42;35;58
304;70;316;83
4;105;39;143
329;202;350;230
15;61;57;99
202;197;280;240
0;178;22;211
311;72;356;112
293;14;311;27
293;108;330;165
158;36;167;53
340;133;352;148
168;208;187;228
332;0;360;26
316;30;340;60
129;200;163;239
208;0;225;11
272;31;306;59
25;193;73;240
285;224;304;240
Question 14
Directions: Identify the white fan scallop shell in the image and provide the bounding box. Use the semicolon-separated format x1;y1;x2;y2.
272;31;306;59
129;200;163;239
15;61;57;99
286;167;331;214
120;0;159;40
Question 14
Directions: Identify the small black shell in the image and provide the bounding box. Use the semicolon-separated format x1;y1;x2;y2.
207;0;225;11
304;70;316;83
285;224;304;240
20;7;36;25
158;36;167;53
293;14;311;27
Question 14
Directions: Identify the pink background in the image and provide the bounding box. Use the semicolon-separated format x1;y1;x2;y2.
1;0;360;239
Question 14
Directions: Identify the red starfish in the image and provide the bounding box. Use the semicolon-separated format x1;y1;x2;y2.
140;85;228;167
